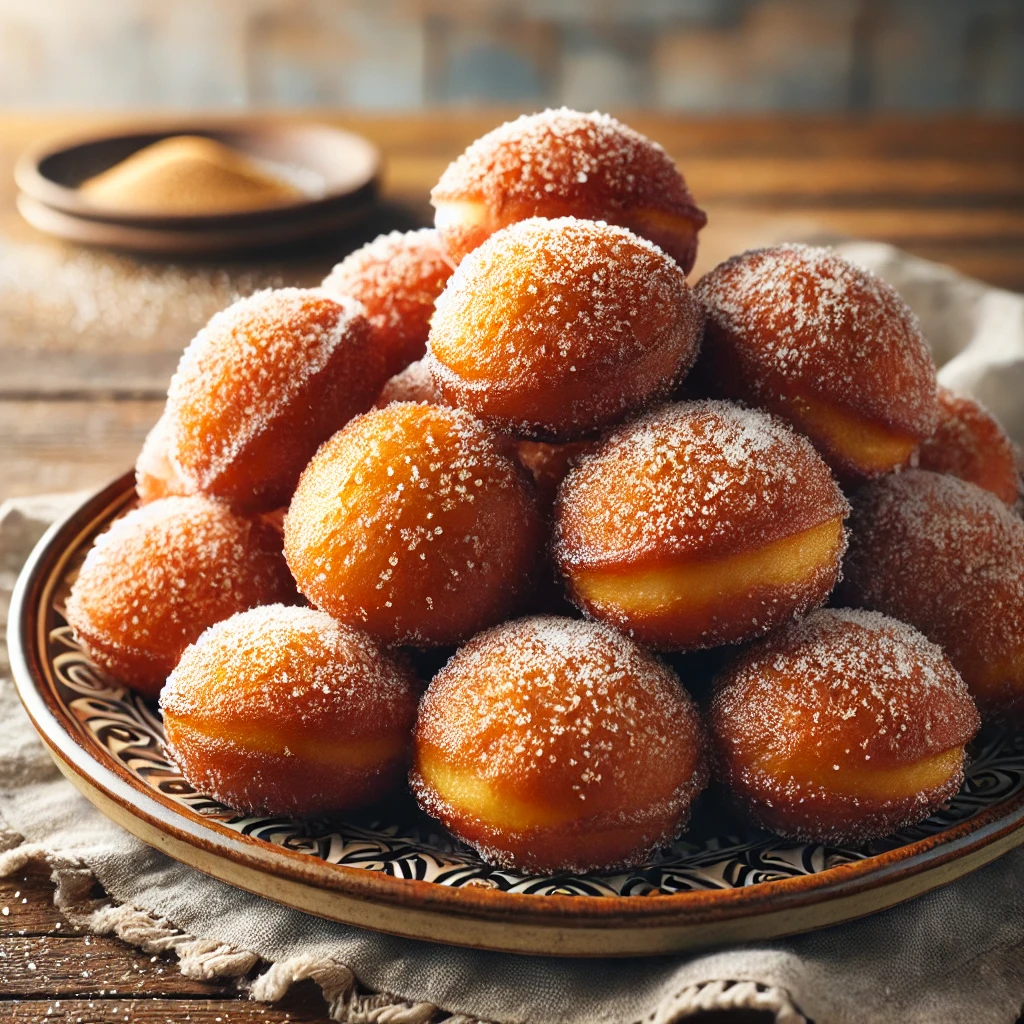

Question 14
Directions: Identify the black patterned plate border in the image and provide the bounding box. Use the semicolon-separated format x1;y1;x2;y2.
10;472;1024;957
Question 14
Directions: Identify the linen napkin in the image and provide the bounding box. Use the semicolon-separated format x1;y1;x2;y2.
2;242;1024;1024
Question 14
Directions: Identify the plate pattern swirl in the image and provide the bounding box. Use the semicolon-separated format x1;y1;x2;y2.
45;560;1024;899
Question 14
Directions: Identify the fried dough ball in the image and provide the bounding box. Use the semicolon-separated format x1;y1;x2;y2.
65;497;296;699
696;244;939;481
431;108;707;272
710;608;979;844
839;469;1024;722
284;402;544;647
321;229;452;378
514;439;596;614
917;386;1022;507
373;357;444;409
554;400;849;650
166;288;385;513
427;217;704;440
162;605;419;817
135;412;190;504
410;615;708;873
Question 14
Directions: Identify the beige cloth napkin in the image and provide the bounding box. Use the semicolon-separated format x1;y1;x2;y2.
2;243;1024;1024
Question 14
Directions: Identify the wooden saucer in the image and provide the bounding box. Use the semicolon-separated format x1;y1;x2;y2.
15;121;380;255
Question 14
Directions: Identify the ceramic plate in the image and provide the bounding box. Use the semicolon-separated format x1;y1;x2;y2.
10;473;1024;956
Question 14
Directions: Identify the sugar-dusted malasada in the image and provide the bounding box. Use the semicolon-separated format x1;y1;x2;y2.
710;608;979;844
162;605;419;817
373;356;444;409
321;228;452;378
284;402;544;647
431;108;707;271
135;412;190;504
65;496;296;699
427;217;704;440
696;244;940;481
166;288;385;513
410;615;708;873
917;386;1021;507
553;400;849;650
839;469;1024;722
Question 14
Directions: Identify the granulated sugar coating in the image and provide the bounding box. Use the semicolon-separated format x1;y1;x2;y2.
709;608;980;845
555;399;848;568
321;228;453;378
553;400;849;649
284;402;544;647
134;411;191;504
427;217;704;440
373;357;444;409
162;604;419;817
166;288;385;513
410;614;708;873
917;386;1023;508
65;496;297;699
696;243;939;480
839;469;1024;722
430;108;707;271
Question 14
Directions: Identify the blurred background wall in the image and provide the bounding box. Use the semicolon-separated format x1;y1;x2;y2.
0;0;1021;112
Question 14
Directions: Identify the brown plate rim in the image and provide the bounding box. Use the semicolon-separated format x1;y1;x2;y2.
15;192;375;256
9;472;1024;952
13;120;380;227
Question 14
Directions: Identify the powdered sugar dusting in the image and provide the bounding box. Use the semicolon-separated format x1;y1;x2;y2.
710;606;979;843
714;608;976;765
161;603;415;727
554;399;848;568
428;216;702;438
160;603;418;816
839;469;1024;717
64;495;296;683
284;402;541;645
135;411;192;503
696;243;939;438
322;229;452;376
374;357;444;409
431;107;705;227
917;386;1023;507
412;614;707;867
166;287;368;490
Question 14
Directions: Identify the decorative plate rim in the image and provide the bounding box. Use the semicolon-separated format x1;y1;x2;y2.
9;472;1024;951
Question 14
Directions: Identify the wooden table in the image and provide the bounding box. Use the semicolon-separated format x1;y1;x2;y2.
2;113;1023;1023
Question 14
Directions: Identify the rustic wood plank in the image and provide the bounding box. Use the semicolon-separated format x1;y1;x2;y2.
0;998;787;1024
4;111;1022;158
0;936;241;998
0;996;335;1022
0;399;162;500
386;152;1024;204
0;865;81;938
0;870;336;1018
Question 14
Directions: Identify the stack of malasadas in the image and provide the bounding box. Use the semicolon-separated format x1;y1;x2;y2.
66;108;1022;873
